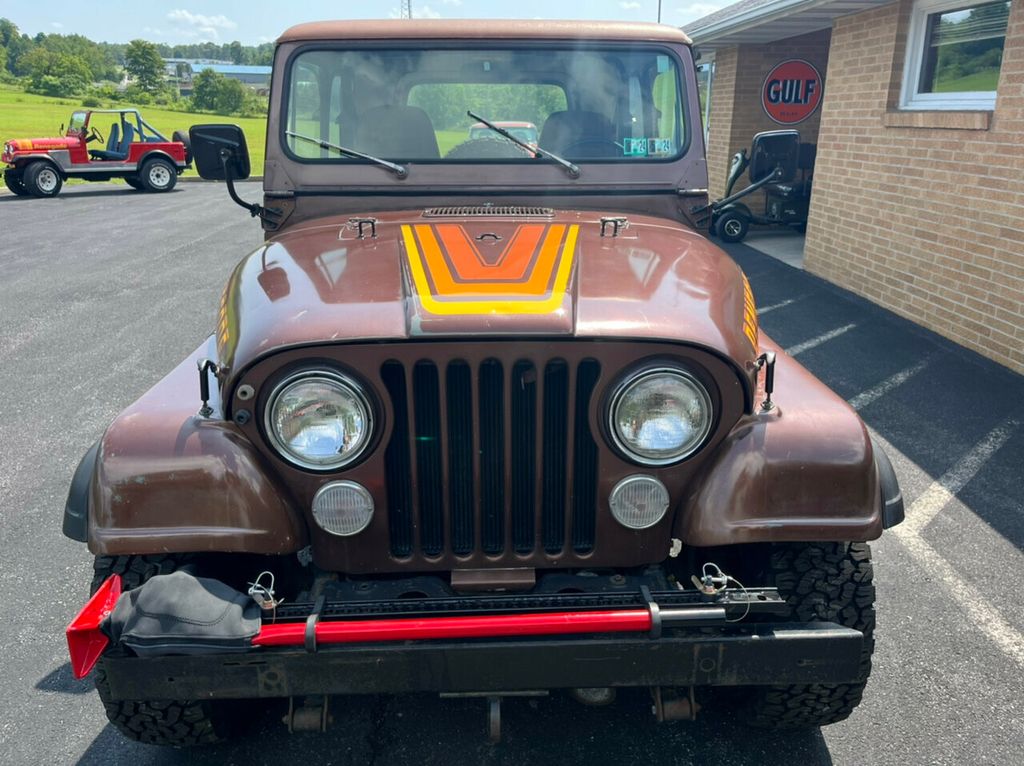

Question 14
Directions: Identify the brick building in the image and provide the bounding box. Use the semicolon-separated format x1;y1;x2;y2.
687;0;1023;374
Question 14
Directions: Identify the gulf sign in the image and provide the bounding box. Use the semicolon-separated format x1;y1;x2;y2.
762;59;823;125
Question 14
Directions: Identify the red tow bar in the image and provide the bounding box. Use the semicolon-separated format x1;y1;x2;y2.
66;574;122;679
253;609;653;647
67;576;654;677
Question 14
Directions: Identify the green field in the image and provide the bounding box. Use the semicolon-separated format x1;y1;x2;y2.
0;85;268;188
1;86;489;189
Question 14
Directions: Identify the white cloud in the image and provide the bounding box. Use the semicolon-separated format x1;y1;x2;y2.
166;9;238;39
418;5;443;18
620;2;642;9
142;26;165;36
441;0;462;5
50;22;64;29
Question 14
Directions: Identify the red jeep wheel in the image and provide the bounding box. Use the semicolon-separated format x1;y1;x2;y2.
139;158;177;193
23;161;63;198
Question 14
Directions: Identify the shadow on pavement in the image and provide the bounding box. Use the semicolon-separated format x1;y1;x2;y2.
35;662;94;695
723;239;1024;550
74;691;833;766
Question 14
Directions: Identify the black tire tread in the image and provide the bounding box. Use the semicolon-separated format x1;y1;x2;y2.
747;542;875;729
91;554;230;746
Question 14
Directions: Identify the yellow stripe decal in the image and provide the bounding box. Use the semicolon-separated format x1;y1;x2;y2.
402;223;578;316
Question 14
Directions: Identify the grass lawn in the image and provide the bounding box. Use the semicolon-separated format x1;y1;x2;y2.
933;68;1001;93
0;85;268;189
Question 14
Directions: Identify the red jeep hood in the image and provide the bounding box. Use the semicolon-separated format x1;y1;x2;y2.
216;210;758;382
7;136;78;151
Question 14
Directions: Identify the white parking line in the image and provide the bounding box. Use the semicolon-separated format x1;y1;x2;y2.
898;419;1017;536
757;298;797;315
848;359;930;411
883;419;1024;668
785;323;856;356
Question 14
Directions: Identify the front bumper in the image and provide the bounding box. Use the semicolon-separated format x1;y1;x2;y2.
101;623;862;701
74;575;864;701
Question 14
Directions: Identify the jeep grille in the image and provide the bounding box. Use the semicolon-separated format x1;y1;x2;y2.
380;356;600;560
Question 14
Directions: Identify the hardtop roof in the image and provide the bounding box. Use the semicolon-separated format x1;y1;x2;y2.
278;19;691;45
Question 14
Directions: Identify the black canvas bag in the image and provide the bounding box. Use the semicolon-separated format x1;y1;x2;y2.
103;571;261;656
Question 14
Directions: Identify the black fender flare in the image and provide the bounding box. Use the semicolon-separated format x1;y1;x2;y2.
871;436;904;528
63;440;100;542
17;155;68;180
138;149;186;173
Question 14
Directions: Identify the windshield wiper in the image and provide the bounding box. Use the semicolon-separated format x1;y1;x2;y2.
467;111;580;179
286;131;408;179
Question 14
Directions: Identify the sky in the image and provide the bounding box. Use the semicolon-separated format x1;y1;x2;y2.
7;1;734;46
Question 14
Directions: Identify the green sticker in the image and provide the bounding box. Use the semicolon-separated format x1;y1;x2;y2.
622;138;648;157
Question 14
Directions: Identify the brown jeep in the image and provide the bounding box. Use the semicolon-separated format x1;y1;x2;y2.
63;20;903;746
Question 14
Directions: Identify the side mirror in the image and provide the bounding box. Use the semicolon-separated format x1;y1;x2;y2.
189;124;251;180
748;130;800;184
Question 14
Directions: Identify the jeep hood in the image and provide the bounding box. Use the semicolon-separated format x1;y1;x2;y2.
217;209;758;386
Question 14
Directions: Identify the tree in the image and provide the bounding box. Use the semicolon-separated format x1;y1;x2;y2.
124;38;164;92
229;40;243;65
18;48;90;96
191;68;247;115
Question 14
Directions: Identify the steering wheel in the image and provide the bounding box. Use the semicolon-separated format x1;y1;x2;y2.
559;139;622;159
86;126;104;144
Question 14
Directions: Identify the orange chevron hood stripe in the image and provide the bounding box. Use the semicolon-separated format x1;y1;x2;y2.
402;223;578;315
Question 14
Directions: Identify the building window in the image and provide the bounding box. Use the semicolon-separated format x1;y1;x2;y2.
901;0;1012;110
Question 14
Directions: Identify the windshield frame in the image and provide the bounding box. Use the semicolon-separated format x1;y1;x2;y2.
278;40;692;170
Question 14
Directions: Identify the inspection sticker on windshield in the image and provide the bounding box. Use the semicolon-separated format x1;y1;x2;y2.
623;138;673;157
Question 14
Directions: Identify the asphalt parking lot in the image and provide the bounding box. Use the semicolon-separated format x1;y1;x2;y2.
0;183;1021;765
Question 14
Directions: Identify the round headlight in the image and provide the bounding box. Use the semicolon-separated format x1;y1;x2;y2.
265;371;372;470
609;368;713;465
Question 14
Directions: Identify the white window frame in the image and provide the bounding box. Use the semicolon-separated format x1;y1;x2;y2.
900;0;1008;111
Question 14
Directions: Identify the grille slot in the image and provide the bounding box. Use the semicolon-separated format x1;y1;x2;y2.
422;205;555;218
382;355;599;561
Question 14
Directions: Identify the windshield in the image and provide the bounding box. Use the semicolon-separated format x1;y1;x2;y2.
284;46;686;163
68;111;87;135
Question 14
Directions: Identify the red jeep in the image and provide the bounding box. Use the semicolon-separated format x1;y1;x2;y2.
2;108;191;197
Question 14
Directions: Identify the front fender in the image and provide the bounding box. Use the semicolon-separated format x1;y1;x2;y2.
677;335;891;546
82;337;308;556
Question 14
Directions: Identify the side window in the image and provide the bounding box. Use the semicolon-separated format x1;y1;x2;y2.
900;0;1011;110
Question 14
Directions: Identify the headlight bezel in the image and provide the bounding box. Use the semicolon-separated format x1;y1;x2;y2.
606;364;715;467
262;367;375;472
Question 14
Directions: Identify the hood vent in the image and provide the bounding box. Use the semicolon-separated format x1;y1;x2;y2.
423;205;555;218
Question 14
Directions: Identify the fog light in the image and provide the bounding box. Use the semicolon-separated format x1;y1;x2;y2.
608;475;670;530
312;481;374;536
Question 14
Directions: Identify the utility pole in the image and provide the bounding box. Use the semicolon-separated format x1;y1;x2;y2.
657;0;662;23
400;0;413;19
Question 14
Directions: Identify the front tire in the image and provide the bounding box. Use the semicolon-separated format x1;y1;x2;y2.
745;542;875;728
90;555;240;746
139;158;177;193
23;161;63;198
4;169;30;196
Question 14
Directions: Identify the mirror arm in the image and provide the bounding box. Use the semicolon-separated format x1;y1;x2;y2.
220;149;262;218
217;149;282;225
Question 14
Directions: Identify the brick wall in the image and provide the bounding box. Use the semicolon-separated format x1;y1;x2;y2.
706;30;832;197
806;0;1024;374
